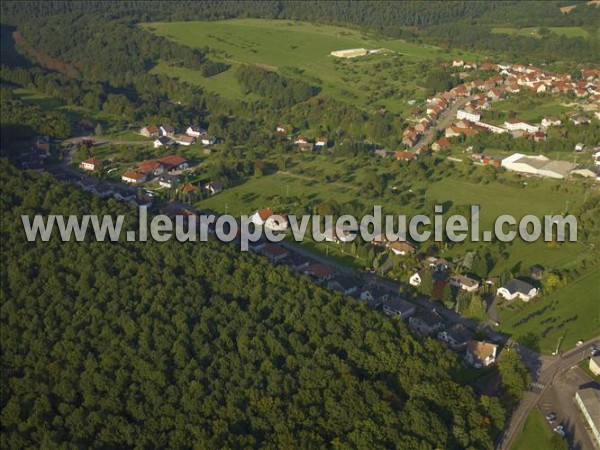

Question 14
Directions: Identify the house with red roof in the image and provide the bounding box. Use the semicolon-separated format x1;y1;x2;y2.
159;155;188;171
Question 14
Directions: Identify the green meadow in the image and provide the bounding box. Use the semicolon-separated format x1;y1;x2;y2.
486;97;571;125
491;26;592;39
143;19;482;113
499;266;600;354
511;409;557;450
198;152;593;277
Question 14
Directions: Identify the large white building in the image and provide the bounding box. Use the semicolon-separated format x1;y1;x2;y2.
330;48;368;58
575;389;600;447
501;153;575;179
504;120;539;133
457;109;481;122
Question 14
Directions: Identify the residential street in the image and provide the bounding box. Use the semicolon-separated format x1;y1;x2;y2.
412;94;475;153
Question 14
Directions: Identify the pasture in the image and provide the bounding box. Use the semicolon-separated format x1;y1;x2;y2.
491;26;592;39
143;19;482;113
498;266;600;354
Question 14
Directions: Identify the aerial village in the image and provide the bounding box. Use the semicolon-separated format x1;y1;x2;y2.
22;59;600;370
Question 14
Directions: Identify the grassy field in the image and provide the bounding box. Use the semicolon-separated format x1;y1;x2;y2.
143;19;483;113
486;97;571;125
198;152;593;276
511;409;557;450
492;26;592;39
498;266;600;354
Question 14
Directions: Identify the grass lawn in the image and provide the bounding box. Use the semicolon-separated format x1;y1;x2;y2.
485;97;571;125
511;409;557;450
498;266;600;354
143;19;484;113
151;60;258;101
492;26;591;39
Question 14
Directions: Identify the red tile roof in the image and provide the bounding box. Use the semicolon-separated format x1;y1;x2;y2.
159;154;187;168
137;160;163;173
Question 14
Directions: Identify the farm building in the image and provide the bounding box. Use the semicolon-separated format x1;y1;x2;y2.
330;48;368;58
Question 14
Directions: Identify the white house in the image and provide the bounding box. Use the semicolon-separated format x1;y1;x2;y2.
185;126;206;138
251;208;274;226
79;158;102;172
449;275;480;293
504;120;539;133
465;341;498;368
121;170;146;184
160;125;175;137
456;109;481;123
497;279;538;301
294;136;309;145
315;136;327;148
452;59;464;67
176;135;195;146
541;117;562;128
201;136;216;146
575;143;585;152
409;271;423;287
158;175;179;188
264;214;289;232
154;136;173;148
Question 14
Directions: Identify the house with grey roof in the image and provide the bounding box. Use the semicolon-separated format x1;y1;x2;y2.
382;297;416;319
497;279;538;301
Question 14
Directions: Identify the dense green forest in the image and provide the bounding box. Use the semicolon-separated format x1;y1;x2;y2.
0;160;506;448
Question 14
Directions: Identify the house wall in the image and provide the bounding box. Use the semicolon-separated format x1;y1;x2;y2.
497;287;518;300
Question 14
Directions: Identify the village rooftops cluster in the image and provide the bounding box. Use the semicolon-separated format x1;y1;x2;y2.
404;61;600;151
121;154;189;184
140;124;216;148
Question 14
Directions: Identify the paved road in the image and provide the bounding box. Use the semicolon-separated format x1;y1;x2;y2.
412;95;475;153
498;337;600;450
63;136;153;146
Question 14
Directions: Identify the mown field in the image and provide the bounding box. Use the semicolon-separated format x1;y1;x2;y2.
485;97;571;126
491;26;593;39
143;19;482;114
499;266;600;353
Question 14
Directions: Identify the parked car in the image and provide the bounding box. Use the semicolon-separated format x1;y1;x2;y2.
545;412;556;423
553;425;565;436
